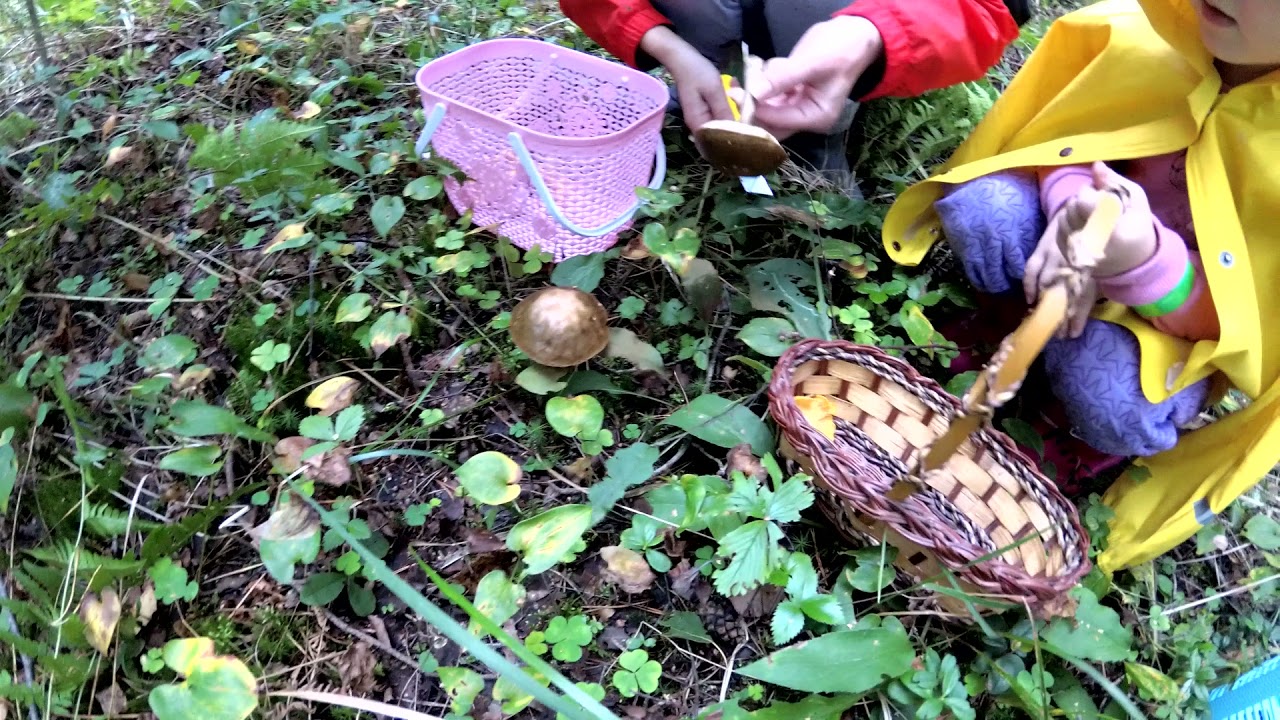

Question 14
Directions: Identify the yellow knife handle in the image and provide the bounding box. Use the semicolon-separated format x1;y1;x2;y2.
720;75;742;122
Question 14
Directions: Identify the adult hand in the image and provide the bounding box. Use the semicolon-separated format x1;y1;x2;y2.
749;15;884;140
639;26;733;132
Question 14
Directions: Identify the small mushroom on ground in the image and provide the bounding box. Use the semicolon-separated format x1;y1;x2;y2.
509;287;610;367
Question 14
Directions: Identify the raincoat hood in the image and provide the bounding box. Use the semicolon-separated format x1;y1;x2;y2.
880;0;1280;573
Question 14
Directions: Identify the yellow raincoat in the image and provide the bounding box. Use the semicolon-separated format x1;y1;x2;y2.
881;0;1280;573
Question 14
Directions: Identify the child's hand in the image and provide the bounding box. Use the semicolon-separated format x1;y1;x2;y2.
1024;162;1160;338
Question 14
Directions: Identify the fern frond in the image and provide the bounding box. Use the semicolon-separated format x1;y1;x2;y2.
84;501;160;539
189;111;336;201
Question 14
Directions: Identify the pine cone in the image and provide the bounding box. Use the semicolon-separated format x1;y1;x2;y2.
698;595;747;648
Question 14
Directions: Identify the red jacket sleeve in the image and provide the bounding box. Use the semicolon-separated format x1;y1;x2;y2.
559;0;670;70
834;0;1019;99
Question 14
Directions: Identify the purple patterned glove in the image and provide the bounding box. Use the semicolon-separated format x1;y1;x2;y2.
934;171;1045;294
1043;319;1210;457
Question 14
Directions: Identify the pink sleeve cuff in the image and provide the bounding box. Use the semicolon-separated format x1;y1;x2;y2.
1095;221;1191;307
1038;165;1093;217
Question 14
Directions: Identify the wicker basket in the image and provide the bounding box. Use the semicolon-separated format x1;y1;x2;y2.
766;189;1128;619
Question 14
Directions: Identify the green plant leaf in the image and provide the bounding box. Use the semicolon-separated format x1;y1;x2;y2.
250;492;321;584
737;626;914;694
335;293;372;324
750;694;860;720
551;252;606;293
370;195;405;237
507;505;593;576
169;401;272;443
899;304;939;347
945;371;979;398
587;442;659;522
456;451;523;506
1244;514;1280;551
0;431;14;514
737;317;799;358
158;446;224;477
515;365;569;396
545;395;605;439
149;558;199;605
439;666;484;714
300;572;345;606
139;334;198;371
470;570;526;636
1040;587;1132;663
745;259;831;341
772;600;805;645
664;394;773;456
368;311;412;358
1052;670;1101;720
1124;662;1181;704
404;175;443;201
1001;417;1044;459
764;476;813;523
661;611;712;645
715;520;784;596
333;405;365;442
148;638;257;720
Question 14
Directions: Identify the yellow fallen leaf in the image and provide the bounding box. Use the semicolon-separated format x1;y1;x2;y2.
80;588;122;655
292;101;322;120
236;38;260;55
795;395;838;440
304;376;361;417
104;146;133;168
263;223;307;254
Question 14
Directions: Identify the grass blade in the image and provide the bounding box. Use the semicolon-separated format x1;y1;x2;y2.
292;483;619;720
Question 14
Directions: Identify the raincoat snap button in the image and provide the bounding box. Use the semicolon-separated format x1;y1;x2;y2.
1059;147;1073;157
1219;251;1234;268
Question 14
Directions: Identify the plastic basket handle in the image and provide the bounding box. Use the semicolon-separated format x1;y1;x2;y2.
917;188;1126;476
414;102;669;238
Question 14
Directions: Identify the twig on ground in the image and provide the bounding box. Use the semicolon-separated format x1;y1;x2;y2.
322;609;422;671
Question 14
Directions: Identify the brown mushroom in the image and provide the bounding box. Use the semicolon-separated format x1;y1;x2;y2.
509;287;610;367
694;121;787;177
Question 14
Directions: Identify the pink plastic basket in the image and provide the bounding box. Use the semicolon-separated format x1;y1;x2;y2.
414;39;669;262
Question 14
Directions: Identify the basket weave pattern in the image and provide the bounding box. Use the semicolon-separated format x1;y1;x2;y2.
768;339;1091;614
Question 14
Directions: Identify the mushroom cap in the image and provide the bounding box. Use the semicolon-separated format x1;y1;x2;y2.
509;287;610;368
694;121;787;177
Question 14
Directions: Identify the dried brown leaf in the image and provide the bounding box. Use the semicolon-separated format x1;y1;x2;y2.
273;436;313;475
600;546;656;594
136;583;157;626
96;683;127;717
122;272;151;292
338;642;378;694
726;443;766;483
104;146;133;168
101;114;119;140
292;101;322;120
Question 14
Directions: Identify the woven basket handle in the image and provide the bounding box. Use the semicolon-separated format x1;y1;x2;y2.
917;188;1127;475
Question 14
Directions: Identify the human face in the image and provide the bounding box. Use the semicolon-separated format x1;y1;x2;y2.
1188;0;1280;70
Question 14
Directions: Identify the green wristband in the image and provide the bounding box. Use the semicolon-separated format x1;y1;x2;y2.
1132;261;1196;318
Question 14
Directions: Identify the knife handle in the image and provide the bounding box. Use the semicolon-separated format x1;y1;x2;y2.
720;75;742;122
